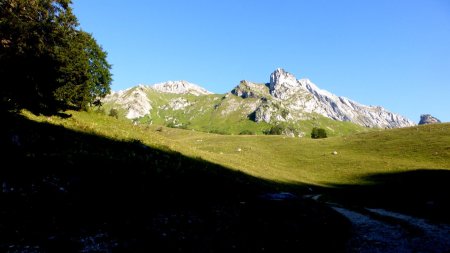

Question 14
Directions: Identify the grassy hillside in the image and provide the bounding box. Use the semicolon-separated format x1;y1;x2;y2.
3;109;449;251
1;110;350;252
31;110;448;186
160;123;450;186
21;110;450;220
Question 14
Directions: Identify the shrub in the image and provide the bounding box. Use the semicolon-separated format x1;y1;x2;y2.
209;129;228;135
239;130;255;135
265;125;284;135
166;122;176;128
109;108;119;119
311;127;327;139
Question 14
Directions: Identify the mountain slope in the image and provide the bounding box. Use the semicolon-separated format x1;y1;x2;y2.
266;68;415;128
2;110;350;252
102;69;415;135
2;108;448;251
19;109;450;187
17;110;450;223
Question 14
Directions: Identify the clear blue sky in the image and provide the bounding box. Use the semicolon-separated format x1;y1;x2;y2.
72;0;450;123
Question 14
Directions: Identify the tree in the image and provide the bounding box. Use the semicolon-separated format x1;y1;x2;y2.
108;108;119;119
311;127;327;139
53;31;112;110
0;0;111;113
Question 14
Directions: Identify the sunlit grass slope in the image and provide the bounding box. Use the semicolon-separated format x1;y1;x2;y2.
24;110;450;187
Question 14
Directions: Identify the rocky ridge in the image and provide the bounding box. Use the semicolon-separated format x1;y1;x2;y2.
152;80;212;96
262;68;415;128
102;69;415;130
102;81;212;119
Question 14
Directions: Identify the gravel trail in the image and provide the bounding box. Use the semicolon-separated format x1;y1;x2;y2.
332;206;450;253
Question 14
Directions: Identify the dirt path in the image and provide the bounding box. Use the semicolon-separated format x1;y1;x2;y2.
331;205;450;252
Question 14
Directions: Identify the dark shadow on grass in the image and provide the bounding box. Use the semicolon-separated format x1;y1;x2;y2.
0;111;350;253
321;169;450;224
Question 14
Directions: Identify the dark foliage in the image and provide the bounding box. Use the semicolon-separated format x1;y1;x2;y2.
0;0;111;113
239;130;255;135
264;125;284;135
108;108;119;119
311;127;327;139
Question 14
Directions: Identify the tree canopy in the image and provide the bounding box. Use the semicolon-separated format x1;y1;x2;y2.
0;0;111;113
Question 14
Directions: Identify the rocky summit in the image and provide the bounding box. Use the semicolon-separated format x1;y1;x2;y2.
419;114;441;125
263;68;415;128
152;80;212;96
102;69;415;134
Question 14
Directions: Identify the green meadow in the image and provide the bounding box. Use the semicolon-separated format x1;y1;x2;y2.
26;109;449;187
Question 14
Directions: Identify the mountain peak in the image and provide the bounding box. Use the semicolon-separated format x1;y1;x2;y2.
265;68;415;128
269;68;303;100
419;114;441;125
270;68;297;90
151;80;213;96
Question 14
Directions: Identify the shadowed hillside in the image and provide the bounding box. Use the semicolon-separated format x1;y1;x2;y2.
2;109;449;252
0;111;349;252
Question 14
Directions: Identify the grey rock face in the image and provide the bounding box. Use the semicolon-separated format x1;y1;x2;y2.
264;68;415;128
231;80;268;99
269;68;301;100
419;114;441;125
103;85;152;119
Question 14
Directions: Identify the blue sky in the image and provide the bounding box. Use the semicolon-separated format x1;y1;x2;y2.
72;0;450;123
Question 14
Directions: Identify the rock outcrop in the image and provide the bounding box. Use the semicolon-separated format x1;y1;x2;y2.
262;68;415;128
152;80;212;96
419;114;441;125
103;81;212;119
102;85;152;119
231;80;269;99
